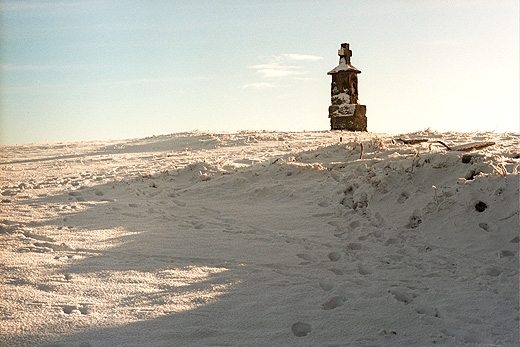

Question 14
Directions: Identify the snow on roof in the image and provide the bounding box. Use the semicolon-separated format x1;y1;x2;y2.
327;62;361;75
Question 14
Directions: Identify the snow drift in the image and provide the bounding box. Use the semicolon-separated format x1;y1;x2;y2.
1;130;518;346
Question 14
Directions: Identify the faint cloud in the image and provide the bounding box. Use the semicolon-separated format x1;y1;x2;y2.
280;53;323;61
241;82;278;89
251;64;303;78
249;53;323;79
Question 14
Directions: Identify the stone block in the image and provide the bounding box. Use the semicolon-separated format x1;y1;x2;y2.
330;105;367;131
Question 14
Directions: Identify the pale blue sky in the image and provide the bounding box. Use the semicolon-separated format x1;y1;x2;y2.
1;0;518;145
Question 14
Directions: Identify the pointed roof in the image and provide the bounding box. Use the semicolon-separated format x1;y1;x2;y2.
327;62;361;75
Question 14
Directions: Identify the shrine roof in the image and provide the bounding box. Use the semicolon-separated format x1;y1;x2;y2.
327;62;361;75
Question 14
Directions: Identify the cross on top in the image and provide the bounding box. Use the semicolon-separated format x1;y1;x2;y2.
338;43;352;65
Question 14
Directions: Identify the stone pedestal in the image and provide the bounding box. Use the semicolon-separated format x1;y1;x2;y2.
327;43;367;131
329;104;367;131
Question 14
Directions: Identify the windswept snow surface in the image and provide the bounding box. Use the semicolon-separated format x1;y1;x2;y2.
1;130;518;346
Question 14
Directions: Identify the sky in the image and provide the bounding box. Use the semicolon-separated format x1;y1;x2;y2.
0;0;518;145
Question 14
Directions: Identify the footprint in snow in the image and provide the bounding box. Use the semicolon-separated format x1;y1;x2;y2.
291;322;312;337
62;305;78;314
319;281;334;291
415;305;440;318
357;264;372;275
190;221;204;230
327;220;341;229
349;220;361;229
322;296;346;310
172;199;186;207
328;268;344;275
499;250;515;258
62;304;89;315
397;191;409;203
296;253;317;263
389;288;415;304
406;210;422;229
345;243;362;251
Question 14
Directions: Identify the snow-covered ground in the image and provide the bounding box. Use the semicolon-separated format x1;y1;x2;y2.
1;130;518;347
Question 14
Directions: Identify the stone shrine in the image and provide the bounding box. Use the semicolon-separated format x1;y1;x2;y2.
327;43;367;131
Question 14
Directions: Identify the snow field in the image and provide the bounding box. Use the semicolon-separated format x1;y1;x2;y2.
1;130;518;346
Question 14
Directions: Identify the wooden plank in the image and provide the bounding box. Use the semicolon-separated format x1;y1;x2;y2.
451;141;495;152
